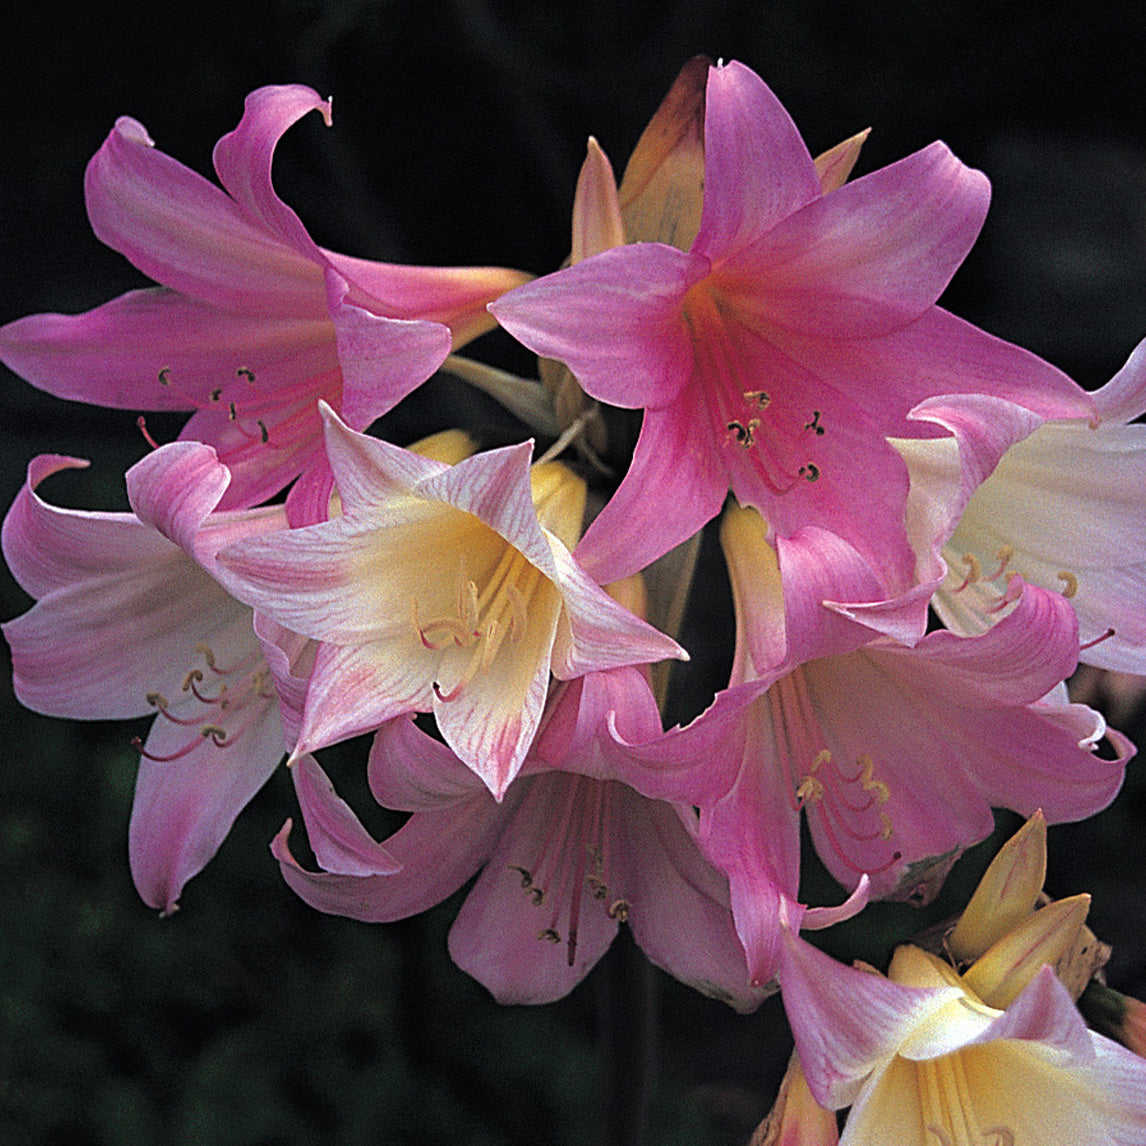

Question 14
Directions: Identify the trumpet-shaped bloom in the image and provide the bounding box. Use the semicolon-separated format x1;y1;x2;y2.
610;505;1130;984
271;662;760;1008
779;935;1146;1145
492;60;1093;600
914;336;1146;671
0;85;529;511
217;404;686;797
2;443;298;911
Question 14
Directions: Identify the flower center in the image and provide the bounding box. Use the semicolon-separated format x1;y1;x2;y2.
506;775;630;968
412;546;543;702
132;642;275;762
768;670;902;876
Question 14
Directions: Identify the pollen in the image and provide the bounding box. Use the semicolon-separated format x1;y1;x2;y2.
1057;570;1079;598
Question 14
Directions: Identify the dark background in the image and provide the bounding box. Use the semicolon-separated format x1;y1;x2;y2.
4;2;1146;1144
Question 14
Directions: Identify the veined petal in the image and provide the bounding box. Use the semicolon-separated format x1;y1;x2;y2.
490;241;705;411
2;455;172;598
289;755;400;876
326;251;530;347
325;268;450;431
212;84;333;261
368;714;486;812
85;114;322;315
778;929;958;1110
129;656;285;912
723;141;990;338
693;61;820;261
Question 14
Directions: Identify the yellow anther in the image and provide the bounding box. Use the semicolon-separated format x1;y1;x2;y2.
810;749;831;773
858;755;890;804
989;546;1015;580
608;899;631;922
796;775;825;803
1057;571;1079;598
879;812;893;841
182;668;204;691
742;389;771;408
200;724;227;742
146;691;169;709
508;864;533;889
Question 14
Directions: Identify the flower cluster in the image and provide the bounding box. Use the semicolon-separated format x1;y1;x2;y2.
5;56;1146;1136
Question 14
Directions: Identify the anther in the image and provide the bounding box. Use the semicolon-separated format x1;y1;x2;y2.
607;899;630;922
726;419;760;448
201;724;228;743
742;389;771;408
538;928;560;944
988;546;1014;580
158;367;173;385
878;812;893;841
1057;571;1079;598
797;463;819;481
136;416;160;450
209;388;224;402
804;410;825;436
508;864;533;889
236;367;256;384
796;775;825;803
953;553;982;593
146;691;169;709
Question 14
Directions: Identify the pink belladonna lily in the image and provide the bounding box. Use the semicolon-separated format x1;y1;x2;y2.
908;335;1146;672
0;85;529;511
778;933;1146;1145
609;511;1130;983
272;660;761;1008
216;403;687;797
492;60;1093;599
2;443;299;912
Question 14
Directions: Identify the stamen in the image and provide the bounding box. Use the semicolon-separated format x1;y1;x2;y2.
1080;626;1116;651
136;416;160;450
987;546;1014;580
742;389;771;408
952;553;981;593
538;928;560;944
157;367;173;386
1057;570;1079;598
607;899;630;922
131;734;204;763
726;418;760;448
804;410;825;436
236;367;256;384
797;463;819;481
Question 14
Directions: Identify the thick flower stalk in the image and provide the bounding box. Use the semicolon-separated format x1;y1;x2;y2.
271;647;760;1008
216;403;686;797
2;443;307;912
0;85;529;514
492;60;1094;616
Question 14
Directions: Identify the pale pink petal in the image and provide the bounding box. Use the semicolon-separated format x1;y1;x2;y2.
725;141;989;337
4;537;246;721
85;115;322;314
289;755;400;876
126;441;232;554
489;241;705;411
548;541;687;678
272;789;507;922
129;657;285;912
211;84;333;260
1092;334;1146;423
693;61;820;260
252;611;315;750
294;640;435;755
368;714;486;811
447;773;621;1003
619;797;762;1012
2;455;171;598
777;929;957;1109
964;967;1095;1061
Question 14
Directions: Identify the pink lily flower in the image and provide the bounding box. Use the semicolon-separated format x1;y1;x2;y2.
271;660;761;1008
610;506;1130;984
491;60;1093;602
910;335;1146;672
778;932;1146;1145
216;403;687;797
0;85;529;512
2;442;303;912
